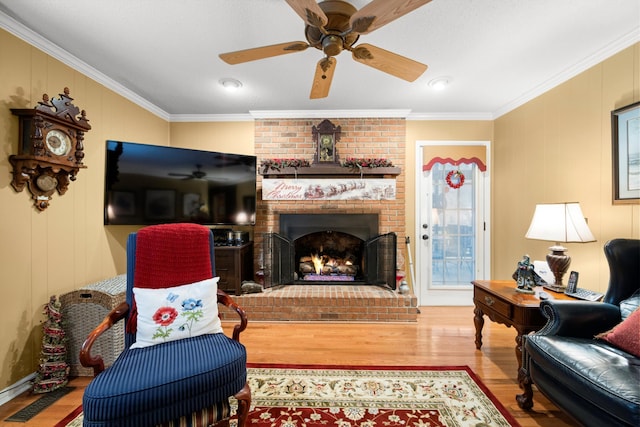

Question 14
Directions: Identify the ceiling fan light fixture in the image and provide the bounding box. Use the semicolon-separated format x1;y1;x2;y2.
321;35;344;57
428;76;451;91
219;78;243;92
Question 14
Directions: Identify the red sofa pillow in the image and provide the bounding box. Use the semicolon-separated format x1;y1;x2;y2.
596;308;640;358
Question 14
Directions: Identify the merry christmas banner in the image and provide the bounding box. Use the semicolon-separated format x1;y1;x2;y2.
262;179;396;200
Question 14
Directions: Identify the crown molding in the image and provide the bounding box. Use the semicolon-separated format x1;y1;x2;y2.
170;114;254;122
406;112;494;121
249;109;412;119
0;11;170;121
173;110;495;122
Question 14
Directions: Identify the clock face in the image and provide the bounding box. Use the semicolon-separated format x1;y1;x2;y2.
45;129;72;156
319;134;335;162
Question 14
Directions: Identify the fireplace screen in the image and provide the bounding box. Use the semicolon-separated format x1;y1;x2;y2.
263;231;397;289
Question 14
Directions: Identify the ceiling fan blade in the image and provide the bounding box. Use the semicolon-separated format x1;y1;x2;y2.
350;0;432;34
285;0;328;28
310;57;336;99
219;41;309;65
351;43;427;82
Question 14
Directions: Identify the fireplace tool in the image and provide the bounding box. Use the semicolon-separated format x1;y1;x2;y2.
404;236;416;293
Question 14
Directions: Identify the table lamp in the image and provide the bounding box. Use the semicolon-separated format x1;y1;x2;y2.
525;202;596;289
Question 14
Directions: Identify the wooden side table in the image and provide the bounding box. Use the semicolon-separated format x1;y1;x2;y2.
472;280;577;372
215;242;254;295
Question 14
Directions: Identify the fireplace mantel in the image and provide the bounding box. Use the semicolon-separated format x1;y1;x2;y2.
260;166;401;178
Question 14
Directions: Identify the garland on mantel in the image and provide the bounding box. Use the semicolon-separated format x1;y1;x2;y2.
341;157;395;169
260;157;395;173
260;158;310;173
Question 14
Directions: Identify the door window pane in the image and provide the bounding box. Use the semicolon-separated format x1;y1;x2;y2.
431;163;475;287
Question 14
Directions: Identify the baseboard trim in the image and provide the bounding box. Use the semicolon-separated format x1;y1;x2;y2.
0;373;36;406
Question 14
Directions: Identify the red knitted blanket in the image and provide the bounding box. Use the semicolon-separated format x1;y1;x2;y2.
134;223;213;288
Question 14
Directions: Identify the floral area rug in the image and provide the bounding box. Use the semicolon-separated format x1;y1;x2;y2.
56;364;520;427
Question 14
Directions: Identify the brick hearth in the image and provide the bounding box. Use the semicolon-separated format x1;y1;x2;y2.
219;285;418;322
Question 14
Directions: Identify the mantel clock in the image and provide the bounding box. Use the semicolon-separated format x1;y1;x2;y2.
312;119;341;165
10;87;91;210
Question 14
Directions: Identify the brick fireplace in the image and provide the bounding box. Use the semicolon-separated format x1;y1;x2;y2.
229;117;417;322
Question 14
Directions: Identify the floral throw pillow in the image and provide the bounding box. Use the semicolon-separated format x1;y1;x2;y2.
130;277;223;349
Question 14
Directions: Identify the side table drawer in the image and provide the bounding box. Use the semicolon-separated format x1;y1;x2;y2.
216;266;233;291
215;251;234;293
475;288;512;319
214;242;253;295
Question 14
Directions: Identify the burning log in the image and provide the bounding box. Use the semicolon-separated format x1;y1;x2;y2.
299;255;358;276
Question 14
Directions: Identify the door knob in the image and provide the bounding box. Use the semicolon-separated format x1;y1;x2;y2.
422;234;429;240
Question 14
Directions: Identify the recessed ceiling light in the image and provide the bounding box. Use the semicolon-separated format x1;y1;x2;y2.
219;78;243;92
428;76;452;91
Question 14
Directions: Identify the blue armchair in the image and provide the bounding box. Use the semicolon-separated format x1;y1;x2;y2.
80;223;251;426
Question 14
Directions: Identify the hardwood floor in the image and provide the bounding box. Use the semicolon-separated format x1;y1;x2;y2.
0;306;577;426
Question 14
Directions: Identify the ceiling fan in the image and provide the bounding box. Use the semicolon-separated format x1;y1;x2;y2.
168;164;207;180
219;0;431;99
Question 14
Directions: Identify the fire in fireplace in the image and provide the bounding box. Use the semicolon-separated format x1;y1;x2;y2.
262;213;397;289
297;230;362;281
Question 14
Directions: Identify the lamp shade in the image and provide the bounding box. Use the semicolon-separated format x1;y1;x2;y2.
525;203;595;243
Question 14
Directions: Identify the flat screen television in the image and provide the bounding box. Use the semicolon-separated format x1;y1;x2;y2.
104;140;256;226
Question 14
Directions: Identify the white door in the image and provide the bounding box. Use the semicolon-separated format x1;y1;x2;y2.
415;141;490;306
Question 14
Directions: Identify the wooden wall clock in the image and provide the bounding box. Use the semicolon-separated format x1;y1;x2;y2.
312;119;341;165
10;87;91;210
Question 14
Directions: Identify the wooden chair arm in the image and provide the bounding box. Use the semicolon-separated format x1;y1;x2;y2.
217;289;248;341
79;301;130;376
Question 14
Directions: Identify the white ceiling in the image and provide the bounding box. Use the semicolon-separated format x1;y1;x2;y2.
0;0;638;121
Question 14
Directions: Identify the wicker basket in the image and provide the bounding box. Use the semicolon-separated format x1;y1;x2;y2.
60;275;126;376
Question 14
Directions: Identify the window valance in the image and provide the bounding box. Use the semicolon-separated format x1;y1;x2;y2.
422;145;486;171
